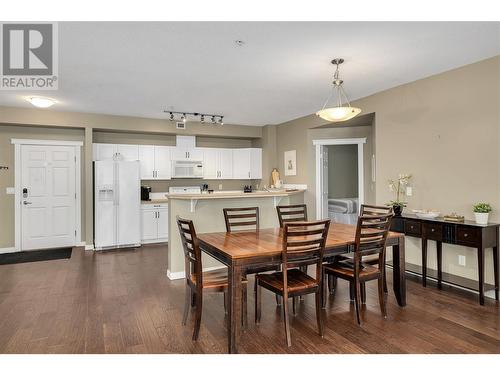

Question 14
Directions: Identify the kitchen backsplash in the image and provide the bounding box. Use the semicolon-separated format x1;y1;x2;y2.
142;179;261;192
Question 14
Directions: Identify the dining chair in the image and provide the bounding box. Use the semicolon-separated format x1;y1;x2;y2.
329;204;394;301
223;207;281;309
177;216;248;340
276;204;309;302
255;219;330;347
323;212;393;324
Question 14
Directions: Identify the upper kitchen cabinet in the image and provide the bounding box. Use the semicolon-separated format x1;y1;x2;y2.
93;143;139;161
138;145;172;180
171;135;203;161
232;148;262;179
202;148;233;179
170;147;203;161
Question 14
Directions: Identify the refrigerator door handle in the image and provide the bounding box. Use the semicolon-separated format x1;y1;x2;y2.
115;162;120;206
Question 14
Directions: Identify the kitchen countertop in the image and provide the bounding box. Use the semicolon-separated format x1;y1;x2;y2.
167;189;305;200
141;199;168;204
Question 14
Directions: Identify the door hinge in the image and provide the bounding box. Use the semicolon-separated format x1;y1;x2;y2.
74;156;77;162
75;230;77;237
75;193;77;199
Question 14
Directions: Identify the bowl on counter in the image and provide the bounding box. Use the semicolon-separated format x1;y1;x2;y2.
412;209;440;219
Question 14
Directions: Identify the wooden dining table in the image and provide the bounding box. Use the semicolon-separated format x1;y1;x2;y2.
197;223;406;354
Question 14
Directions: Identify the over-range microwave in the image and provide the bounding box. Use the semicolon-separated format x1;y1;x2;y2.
171;160;203;178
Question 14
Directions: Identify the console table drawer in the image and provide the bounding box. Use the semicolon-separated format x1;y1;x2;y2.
457;227;480;246
423;222;443;241
404;220;421;236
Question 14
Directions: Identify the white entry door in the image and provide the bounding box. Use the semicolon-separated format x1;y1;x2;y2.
21;145;77;250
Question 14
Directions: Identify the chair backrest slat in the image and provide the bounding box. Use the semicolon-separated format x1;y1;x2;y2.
360;204;393;216
223;207;259;232
176;216;202;286
276;204;308;228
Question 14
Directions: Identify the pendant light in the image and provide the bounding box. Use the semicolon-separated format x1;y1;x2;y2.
316;58;361;122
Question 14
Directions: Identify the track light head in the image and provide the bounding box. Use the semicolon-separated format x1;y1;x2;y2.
169;112;174;121
201;115;205;123
219;116;224;125
182;113;187;123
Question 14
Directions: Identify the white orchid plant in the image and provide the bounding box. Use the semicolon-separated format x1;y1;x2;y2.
387;173;412;208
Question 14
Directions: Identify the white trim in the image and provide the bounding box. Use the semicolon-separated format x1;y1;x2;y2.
0;247;18;254
11;139;83;146
14;139;83;252
313;138;366;146
167;265;226;280
314;137;366;220
84;244;95;251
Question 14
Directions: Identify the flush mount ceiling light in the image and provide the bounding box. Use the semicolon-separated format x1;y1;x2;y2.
316;58;361;122
26;96;56;108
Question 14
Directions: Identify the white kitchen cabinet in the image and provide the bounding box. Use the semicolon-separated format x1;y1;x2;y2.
232;148;262;179
202;148;233;179
250;148;262;179
232;149;251;179
155;146;172;179
171;147;203;161
141;203;168;243
138;145;172;180
93;143;139;161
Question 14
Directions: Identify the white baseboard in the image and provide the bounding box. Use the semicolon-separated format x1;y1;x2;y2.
84;244;95;251
0;247;17;254
167;265;226;280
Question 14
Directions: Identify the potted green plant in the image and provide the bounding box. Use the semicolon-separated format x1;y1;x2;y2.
473;203;492;225
387;174;412;216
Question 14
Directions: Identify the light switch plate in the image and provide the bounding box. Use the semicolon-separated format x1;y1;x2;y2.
6;187;15;195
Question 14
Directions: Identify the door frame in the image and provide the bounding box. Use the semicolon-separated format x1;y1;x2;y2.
313;137;366;220
11;139;83;252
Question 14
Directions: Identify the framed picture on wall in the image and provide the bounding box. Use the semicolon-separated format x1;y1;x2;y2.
284;150;297;176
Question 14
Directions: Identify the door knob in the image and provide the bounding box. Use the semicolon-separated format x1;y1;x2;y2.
23;201;32;205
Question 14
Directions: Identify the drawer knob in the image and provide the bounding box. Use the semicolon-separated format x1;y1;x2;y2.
410;226;414;229
431;228;435;232
464;233;468;237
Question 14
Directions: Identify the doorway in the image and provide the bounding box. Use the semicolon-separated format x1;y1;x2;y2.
313;138;366;220
13;139;82;251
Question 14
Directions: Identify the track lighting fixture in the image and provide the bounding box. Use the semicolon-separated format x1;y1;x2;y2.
164;110;225;125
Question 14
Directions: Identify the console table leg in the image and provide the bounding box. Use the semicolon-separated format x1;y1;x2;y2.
422;239;427;287
493;245;499;301
478;247;485;305
437;241;442;290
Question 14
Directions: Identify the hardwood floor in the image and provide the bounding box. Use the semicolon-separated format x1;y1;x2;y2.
0;244;498;354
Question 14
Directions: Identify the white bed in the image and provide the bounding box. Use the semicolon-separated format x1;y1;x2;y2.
328;198;359;225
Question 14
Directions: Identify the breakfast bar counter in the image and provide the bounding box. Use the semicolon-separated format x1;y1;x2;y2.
166;190;306;279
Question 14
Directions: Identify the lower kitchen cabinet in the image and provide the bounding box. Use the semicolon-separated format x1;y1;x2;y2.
141;203;168;244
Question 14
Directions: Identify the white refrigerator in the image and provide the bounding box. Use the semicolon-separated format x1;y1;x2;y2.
94;160;141;250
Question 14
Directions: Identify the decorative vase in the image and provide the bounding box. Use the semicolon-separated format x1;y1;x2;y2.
393;205;403;216
474;212;489;225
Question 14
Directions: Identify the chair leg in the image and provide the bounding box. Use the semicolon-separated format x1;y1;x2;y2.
292;297;297;315
353;281;361;325
383;266;388;293
378;276;387;318
191;289;196;307
315;291;324;337
361;282;366;304
328;275;337;295
349;282;354;301
275;295;282;306
255;283;261;324
182;285;190;325
299;266;307;301
283;296;292;347
242;284;248;329
322;272;327;309
192;291;203;340
223;291;228;315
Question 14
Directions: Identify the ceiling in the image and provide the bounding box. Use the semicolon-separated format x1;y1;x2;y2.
1;22;499;126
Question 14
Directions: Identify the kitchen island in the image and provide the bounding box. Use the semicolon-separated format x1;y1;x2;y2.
166;189;305;279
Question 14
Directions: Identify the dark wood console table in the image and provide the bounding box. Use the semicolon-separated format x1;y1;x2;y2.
391;214;499;305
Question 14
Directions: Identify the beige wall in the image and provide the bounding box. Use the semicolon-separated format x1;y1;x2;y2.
276;120;375;215
327;144;358;199
274;55;500;285
0;124;86;248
